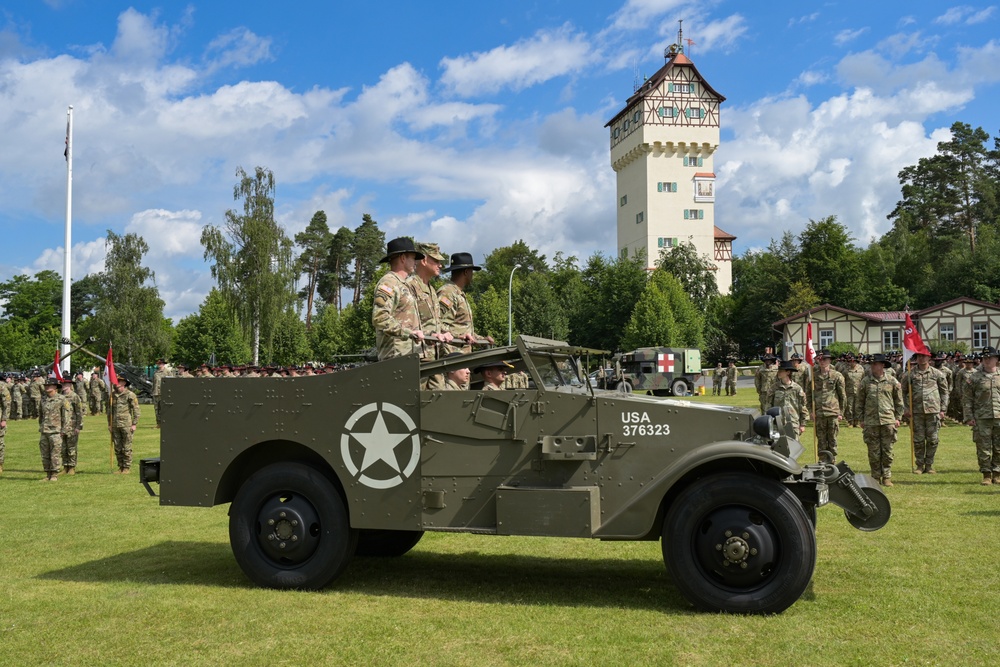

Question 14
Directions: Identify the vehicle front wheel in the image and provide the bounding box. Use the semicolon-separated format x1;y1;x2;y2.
670;379;689;396
661;472;816;614
229;462;357;590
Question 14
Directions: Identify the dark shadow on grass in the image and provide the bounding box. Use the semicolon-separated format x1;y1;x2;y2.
38;540;697;612
962;510;1000;516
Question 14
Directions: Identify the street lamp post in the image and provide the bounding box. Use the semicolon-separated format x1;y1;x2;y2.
508;264;522;345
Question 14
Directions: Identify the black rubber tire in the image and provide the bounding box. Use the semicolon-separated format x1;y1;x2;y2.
618;381;632;394
670;379;689;396
662;472;816;614
229;462;357;590
355;530;424;557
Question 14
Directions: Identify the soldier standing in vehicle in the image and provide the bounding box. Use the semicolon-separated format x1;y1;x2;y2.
0;375;9;474
476;360;513;390
725;359;738;396
109;379;140;474
805;349;846;461
754;354;778;412
712;362;724;396
842;355;865;427
766;360;807;436
856;353;903;487
963;346;1000;486
438;252;493;355
60;377;84;476
372;238;425;361
38;378;71;482
406;242;453;389
901;350;949;475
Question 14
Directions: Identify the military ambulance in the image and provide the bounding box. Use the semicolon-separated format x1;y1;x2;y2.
612;346;702;396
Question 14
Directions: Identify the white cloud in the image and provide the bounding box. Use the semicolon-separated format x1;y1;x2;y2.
203;27;273;72
834;27;869;46
877;31;931;59
967;6;998;23
788;12;820;28
796;70;828;87
609;0;689;31
935;5;997;25
691;14;748;54
439;25;597;96
29;238;108;277
124;209;205;258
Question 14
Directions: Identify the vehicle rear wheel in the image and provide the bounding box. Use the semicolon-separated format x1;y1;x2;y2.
229;462;357;590
617;381;632;394
670;379;689;396
662;472;816;614
355;530;424;557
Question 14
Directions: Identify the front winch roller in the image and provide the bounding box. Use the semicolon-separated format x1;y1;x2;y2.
801;461;892;532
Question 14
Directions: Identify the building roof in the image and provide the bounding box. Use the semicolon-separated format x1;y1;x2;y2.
604;52;726;127
714;226;736;241
772;297;1000;328
694;172;716;178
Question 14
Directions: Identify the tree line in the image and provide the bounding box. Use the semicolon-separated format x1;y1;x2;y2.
1;120;997;370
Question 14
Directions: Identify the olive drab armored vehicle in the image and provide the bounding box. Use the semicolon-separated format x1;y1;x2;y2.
610;346;702;396
141;335;890;614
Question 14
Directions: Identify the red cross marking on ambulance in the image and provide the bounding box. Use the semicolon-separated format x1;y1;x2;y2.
657;353;674;373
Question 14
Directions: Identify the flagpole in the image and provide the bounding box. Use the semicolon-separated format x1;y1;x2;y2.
61;105;73;375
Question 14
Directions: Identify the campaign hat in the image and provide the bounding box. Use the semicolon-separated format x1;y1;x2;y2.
379;237;424;265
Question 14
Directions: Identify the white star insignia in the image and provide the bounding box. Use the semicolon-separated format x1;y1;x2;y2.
351;410;411;473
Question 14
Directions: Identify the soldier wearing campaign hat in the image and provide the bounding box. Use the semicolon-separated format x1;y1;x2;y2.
406;242;454;389
475;359;514;391
60;376;84;475
766;360;807;436
372;238;425;361
805;348;846;462
901;347;949;474
38;378;71;481
438;252;494;356
754;353;778;414
109;377;141;474
856;353;903;487
842;354;866;427
963;345;1000;485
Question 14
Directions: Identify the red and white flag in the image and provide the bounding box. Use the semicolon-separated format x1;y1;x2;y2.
805;321;815;366
103;346;118;391
902;313;930;368
52;350;64;381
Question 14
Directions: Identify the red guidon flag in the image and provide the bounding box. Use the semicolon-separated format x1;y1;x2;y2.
805;321;815;366
902;313;930;368
103;346;118;391
52;350;64;381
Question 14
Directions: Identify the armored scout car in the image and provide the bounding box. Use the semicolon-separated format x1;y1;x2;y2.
141;336;889;614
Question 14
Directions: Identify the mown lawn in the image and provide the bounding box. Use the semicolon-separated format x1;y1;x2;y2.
0;393;997;667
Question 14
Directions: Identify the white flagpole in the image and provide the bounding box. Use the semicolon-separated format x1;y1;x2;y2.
61;105;73;374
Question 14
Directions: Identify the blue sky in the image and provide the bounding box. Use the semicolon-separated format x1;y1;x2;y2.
2;1;998;320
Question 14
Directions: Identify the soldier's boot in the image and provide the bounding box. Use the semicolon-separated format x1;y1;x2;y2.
982;473;993;486
993;472;1000;485
121;467;131;474
49;474;58;482
882;476;894;488
925;466;937;474
66;467;75;476
913;468;923;475
113;468;123;475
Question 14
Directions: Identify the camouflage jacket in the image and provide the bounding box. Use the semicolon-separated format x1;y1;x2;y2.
725;366;737;382
0;383;9;420
110;389;140;428
805;367;846;417
438;280;474;353
936;364;953;393
28;379;43;399
89;374;105;397
793;363;811;389
62;391;84;430
842;365;865;396
38;393;71;435
712;367;724;382
405;274;442;361
856;374;903;427
766;380;808;431
443;377;464;391
11;383;22;401
74;378;88;400
152;368;173;397
372;271;421;361
754;366;778;398
504;371;529;389
963;368;1000;421
900;366;949;415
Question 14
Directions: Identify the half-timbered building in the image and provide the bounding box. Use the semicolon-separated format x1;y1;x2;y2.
605;35;735;292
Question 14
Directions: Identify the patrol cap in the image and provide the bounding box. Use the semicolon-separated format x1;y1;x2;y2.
379;237;424;264
444;252;482;272
474;359;514;374
415;242;447;263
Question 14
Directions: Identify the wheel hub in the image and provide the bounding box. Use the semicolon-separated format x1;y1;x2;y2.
255;494;321;565
694;506;779;589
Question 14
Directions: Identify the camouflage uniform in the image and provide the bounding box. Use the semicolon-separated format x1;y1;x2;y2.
74;375;88;404
27;377;43;418
725;364;737;396
443;377;464;391
152;365;173;427
805;367;846;460
438;280;474;355
856;373;903;481
712;365;724;395
11;381;22;419
901;366;948;472
61;388;85;472
963;367;1000;479
38;390;72;477
766;380;808;434
793;362;812;392
110;388;141;471
0;382;9;471
754;364;778;412
372;272;421;361
89;373;104;415
504;371;529;389
842;363;866;426
406;272;445;390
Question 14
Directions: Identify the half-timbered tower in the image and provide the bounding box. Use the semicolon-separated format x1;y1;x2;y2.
605;38;735;292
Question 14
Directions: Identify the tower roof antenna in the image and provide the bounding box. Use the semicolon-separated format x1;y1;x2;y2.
664;19;685;61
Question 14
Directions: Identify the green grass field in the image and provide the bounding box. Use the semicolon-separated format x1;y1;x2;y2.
1;393;997;667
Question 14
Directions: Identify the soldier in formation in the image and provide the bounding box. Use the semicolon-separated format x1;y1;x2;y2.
89;367;105;415
0;375;9;474
152;358;173;428
754;354;778;413
372;238;426;361
963;346;1000;486
38;378;71;482
60;377;84;476
27;373;43;419
74;371;88;406
712;362;724;396
11;376;23;420
725;360;738;396
406;243;453;389
109;379;140;474
855;353;903;487
901;350;949;474
791;353;811;391
805;349;846;462
841;355;865;427
766;360;807;436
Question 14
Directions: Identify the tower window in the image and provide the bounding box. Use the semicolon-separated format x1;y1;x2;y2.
657;182;678;193
620;195;627;207
633;110;641;124
683;209;705;220
658;106;679;118
685;108;704;119
624;119;630;131
636;211;645;224
668;83;693;93
657;237;679;248
683;157;704;167
613;127;621;138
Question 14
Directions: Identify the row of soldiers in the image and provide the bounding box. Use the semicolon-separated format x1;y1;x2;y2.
750;347;1000;487
0;369;115;420
0;375;140;481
